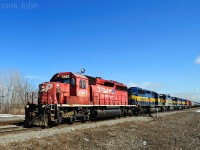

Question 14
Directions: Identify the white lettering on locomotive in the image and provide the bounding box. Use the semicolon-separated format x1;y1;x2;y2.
45;84;53;92
61;75;70;78
78;90;87;96
97;86;115;94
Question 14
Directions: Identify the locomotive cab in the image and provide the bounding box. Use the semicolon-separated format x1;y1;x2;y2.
24;72;91;127
38;72;90;105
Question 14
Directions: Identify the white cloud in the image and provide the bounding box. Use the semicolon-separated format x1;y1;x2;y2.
195;56;200;64
193;88;200;92
128;82;163;91
128;82;138;87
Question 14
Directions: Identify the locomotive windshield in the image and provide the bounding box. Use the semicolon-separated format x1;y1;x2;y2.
52;74;69;83
55;78;71;84
128;87;138;95
52;76;76;86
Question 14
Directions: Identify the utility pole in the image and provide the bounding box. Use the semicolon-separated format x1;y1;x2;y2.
0;95;5;110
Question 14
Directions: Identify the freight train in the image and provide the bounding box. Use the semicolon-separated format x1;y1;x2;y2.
24;71;195;127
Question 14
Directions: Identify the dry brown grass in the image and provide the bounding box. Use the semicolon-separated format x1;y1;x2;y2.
0;106;25;115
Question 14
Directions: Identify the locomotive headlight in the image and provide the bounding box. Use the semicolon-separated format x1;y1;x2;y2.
39;85;45;92
26;105;29;108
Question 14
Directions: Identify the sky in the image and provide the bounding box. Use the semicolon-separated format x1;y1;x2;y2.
0;0;200;101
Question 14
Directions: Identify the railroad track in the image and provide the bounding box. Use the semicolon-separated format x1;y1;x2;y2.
0;125;42;136
0;126;27;134
0;119;24;126
0;108;199;136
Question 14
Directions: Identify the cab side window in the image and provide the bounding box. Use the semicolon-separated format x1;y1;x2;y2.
79;80;86;89
71;77;75;86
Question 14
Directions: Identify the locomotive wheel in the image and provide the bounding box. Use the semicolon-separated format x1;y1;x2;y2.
81;116;86;123
129;110;134;116
134;107;141;116
49;120;58;127
41;117;48;129
24;119;33;128
68;116;75;124
134;110;139;116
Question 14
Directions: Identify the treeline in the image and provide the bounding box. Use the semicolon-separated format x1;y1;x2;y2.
0;70;37;114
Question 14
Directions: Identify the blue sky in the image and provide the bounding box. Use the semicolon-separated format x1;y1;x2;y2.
0;0;200;101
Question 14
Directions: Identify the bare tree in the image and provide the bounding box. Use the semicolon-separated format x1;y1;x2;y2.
0;70;37;114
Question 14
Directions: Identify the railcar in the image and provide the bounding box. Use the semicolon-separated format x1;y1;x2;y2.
159;94;174;111
191;101;200;107
186;100;192;108
128;87;162;113
171;97;179;110
24;72;135;127
170;97;191;110
180;98;187;109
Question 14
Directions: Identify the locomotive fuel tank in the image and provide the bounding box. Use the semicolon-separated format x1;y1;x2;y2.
94;109;121;119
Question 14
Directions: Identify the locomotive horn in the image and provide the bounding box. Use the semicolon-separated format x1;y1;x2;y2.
81;68;85;74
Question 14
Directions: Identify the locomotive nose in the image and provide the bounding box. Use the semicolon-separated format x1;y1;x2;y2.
39;83;53;92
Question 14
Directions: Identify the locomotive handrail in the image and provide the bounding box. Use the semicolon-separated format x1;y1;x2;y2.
25;92;37;104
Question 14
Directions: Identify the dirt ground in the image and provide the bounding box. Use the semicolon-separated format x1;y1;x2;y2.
1;110;200;150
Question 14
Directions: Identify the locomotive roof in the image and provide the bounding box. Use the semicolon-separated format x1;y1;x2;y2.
85;75;126;86
50;72;126;87
72;73;88;79
50;72;87;81
129;87;158;94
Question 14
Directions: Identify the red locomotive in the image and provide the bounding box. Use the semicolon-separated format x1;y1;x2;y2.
24;72;135;127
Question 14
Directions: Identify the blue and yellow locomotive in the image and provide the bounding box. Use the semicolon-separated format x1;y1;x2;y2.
128;87;162;114
159;94;174;111
128;87;191;114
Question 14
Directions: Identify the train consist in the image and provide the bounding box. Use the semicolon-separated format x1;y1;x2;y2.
24;71;198;127
128;87;191;113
